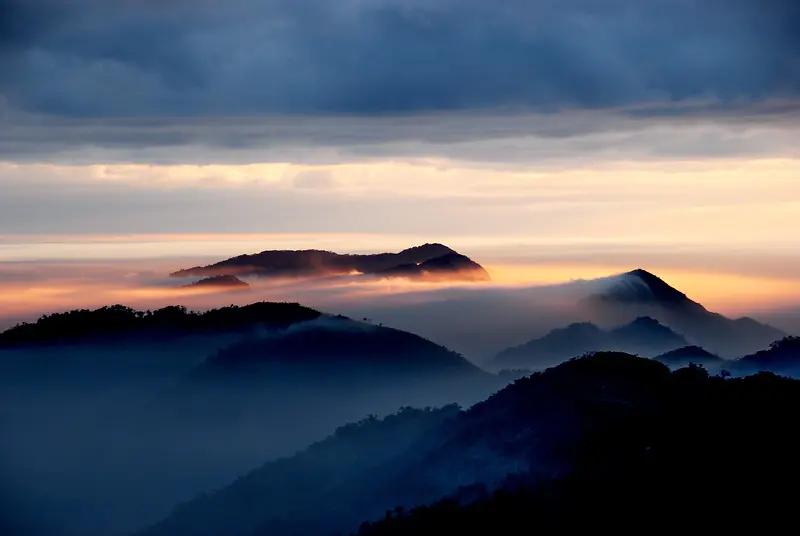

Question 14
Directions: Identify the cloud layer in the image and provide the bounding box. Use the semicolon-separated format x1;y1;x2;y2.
2;0;798;118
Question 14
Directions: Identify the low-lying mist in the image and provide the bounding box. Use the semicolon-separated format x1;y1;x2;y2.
0;260;635;361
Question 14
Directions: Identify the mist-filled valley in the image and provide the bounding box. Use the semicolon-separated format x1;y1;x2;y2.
1;244;799;535
4;0;800;530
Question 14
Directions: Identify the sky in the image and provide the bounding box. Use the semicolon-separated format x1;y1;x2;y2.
1;0;799;325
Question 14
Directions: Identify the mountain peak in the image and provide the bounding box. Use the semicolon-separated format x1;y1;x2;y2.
590;268;693;308
398;243;456;257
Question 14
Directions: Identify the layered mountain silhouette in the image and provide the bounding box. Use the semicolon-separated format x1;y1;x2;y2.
170;243;490;282
493;316;687;370
0;301;506;536
654;345;724;371
137;353;800;536
582;268;785;356
164;316;500;430
183;275;250;290
190;316;484;383
732;336;800;376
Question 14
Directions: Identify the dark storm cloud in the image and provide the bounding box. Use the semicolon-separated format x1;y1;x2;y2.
1;0;798;118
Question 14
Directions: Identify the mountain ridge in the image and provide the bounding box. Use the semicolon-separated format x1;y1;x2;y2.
169;243;490;282
494;316;688;370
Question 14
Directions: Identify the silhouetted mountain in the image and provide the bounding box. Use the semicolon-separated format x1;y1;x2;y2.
183;275;250;290
582;268;785;356
374;253;490;281
494;317;686;369
139;353;800;536
732;336;800;376
137;353;670;536
192;317;483;382
0;301;507;536
0;302;320;348
655;345;724;371
608;316;687;354
165;316;500;429
351;366;800;534
169;243;489;282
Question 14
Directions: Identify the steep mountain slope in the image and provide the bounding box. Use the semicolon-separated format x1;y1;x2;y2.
582;269;785;356
494;317;686;369
170;243;489;282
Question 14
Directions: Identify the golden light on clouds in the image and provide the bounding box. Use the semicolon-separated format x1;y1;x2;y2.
1;153;799;324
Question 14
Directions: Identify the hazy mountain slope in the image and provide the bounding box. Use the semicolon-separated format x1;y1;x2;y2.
160;316;500;440
494;317;686;370
136;353;674;536
0;302;504;536
583;269;785;356
731;336;800;376
608;316;687;354
170;243;489;281
654;345;724;371
353;366;800;534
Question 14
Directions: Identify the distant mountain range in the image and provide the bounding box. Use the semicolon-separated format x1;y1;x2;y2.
494;316;688;370
170;243;490;282
581;268;786;356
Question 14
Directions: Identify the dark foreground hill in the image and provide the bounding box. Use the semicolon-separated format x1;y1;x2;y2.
170;243;490;282
353;363;800;534
137;353;800;536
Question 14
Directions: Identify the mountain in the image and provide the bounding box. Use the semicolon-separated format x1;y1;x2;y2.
493;317;687;370
654;345;725;371
170;243;489;282
608;316;688;355
136;353;671;536
732;336;800;376
373;253;490;281
0;302;504;536
0;302;320;348
183;275;250;290
582;268;785;356
166;316;500;427
353;367;800;533
137;353;800;536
